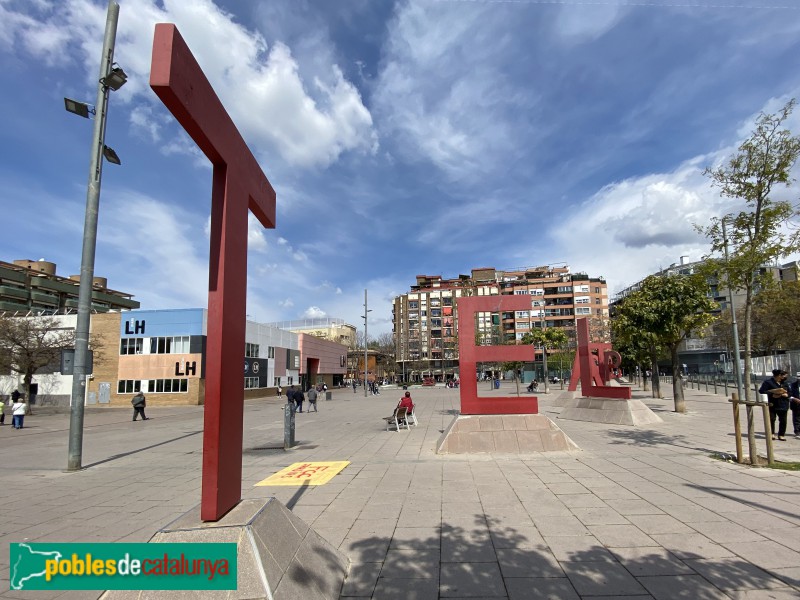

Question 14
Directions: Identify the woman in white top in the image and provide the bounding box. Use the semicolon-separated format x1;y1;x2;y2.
11;395;26;429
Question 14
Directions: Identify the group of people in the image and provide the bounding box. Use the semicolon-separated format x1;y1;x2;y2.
1;391;28;429
280;384;324;413
759;369;800;441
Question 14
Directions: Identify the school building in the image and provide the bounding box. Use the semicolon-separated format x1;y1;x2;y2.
1;308;348;408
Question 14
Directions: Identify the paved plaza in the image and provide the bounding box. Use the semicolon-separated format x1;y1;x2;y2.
2;381;800;599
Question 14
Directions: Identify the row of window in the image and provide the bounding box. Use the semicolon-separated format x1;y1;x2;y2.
117;378;189;394
122;337;278;358
120;336;190;355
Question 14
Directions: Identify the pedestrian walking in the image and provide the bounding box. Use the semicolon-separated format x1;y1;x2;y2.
352;379;357;393
131;391;149;421
790;372;800;439
307;386;318;412
294;387;305;413
277;385;282;399
0;398;5;425
759;369;792;441
12;394;26;429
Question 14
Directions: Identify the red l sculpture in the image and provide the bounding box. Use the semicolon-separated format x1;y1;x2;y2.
150;24;276;521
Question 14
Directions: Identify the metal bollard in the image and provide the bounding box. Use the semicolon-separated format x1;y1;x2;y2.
284;403;295;450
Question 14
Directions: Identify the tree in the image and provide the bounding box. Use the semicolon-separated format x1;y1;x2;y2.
0;315;75;407
612;274;718;412
522;328;568;392
699;99;800;401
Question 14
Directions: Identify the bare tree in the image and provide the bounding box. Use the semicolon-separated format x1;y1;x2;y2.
0;315;75;407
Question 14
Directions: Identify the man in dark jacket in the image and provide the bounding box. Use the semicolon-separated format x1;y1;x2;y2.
294;387;305;413
759;369;792;440
131;391;149;421
790;373;800;438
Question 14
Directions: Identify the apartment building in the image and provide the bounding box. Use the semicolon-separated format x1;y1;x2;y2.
265;317;357;349
392;265;609;381
0;259;139;314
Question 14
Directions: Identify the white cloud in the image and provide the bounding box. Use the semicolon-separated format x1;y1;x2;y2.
553;6;625;44
303;306;327;319
2;0;377;169
373;0;531;181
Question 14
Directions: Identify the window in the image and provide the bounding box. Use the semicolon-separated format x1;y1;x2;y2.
287;376;294;385
120;338;143;355
576;307;591;315
117;380;141;393
150;336;190;354
268;346;275;358
575;285;590;293
514;290;529;295
245;343;260;358
274;377;281;386
575;296;590;304
147;378;189;393
594;287;601;294
517;321;530;329
595;298;601;304
409;301;418;309
244;377;260;389
515;311;529;318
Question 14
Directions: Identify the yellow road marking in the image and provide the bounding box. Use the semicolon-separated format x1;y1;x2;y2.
255;461;350;486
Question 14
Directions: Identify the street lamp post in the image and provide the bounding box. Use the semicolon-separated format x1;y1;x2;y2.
67;0;125;472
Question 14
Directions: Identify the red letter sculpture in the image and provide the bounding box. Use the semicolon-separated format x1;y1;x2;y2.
457;295;538;415
150;24;276;521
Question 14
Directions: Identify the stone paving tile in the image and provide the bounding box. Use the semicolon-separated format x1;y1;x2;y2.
687;520;768;544
569;506;630;526
683;557;789;591
489;525;545;549
560;560;649;596
725;589;800;600
440;562;507;597
556;493;609;508
542;535;615;563
390;526;441;551
372;576;440;600
608;547;695;576
382;548;441;578
340;562;382;597
586;524;657;548
636;574;731;600
720;540;800;571
625;514;695;535
496;547;564;578
650;532;738;560
532;515;591;537
504;577;581;599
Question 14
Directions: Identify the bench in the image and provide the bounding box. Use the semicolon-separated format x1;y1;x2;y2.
384;406;410;432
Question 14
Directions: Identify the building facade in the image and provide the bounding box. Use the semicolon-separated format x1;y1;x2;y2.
0;259;139;313
264;317;357;349
610;257;800;373
1;309;347;407
392;265;609;381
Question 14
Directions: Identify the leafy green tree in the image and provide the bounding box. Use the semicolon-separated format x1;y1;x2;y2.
699;99;800;401
522;328;568;392
612;274;718;412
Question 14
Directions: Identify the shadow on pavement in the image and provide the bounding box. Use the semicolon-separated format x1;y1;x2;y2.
339;516;796;598
82;430;202;469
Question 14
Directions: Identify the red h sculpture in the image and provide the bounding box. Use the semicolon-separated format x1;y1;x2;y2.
567;318;631;399
457;296;538;415
150;25;276;521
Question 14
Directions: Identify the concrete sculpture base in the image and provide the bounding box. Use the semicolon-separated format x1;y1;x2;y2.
559;397;663;426
101;498;348;600
437;414;580;454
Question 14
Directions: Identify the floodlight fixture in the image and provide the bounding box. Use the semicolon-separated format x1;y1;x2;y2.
64;97;94;119
102;145;121;165
101;64;128;91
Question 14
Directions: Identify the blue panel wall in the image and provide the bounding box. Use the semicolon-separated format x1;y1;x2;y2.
120;308;206;338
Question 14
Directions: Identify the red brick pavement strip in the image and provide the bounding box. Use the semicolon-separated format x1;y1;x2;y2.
1;384;799;598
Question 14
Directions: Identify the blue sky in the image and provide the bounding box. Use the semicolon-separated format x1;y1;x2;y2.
2;0;799;337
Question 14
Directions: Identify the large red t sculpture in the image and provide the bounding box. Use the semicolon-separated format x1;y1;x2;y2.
150;24;276;521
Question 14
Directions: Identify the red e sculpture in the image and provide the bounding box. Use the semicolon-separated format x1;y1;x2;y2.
150;24;276;521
